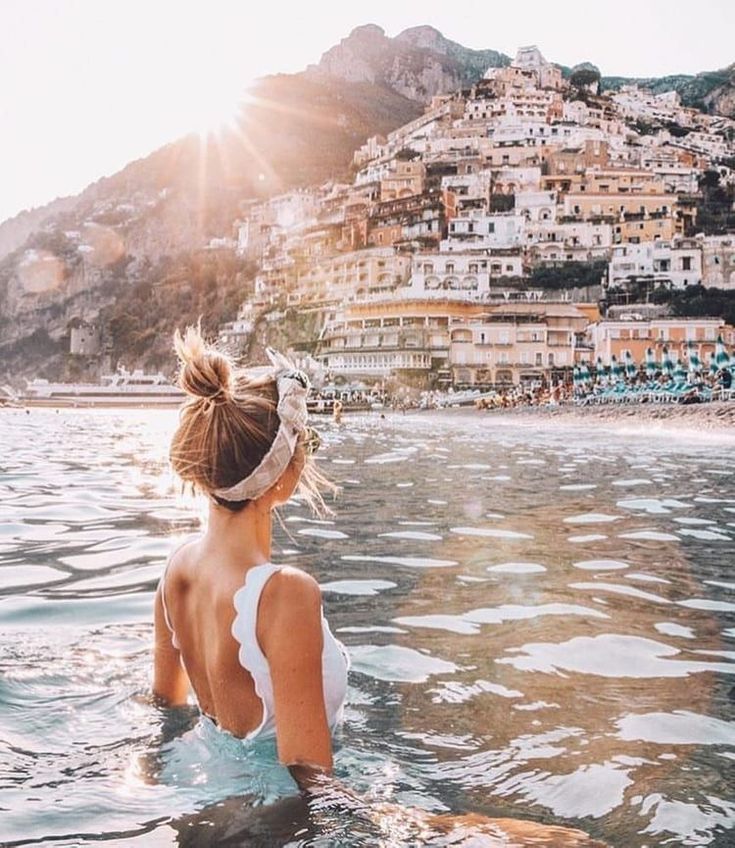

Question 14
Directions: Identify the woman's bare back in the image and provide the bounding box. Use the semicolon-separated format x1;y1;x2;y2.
158;538;273;736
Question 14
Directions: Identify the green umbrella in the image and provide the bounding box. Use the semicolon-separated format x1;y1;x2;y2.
645;347;657;379
595;356;608;384
686;341;702;374
624;350;637;380
580;362;592;385
708;351;718;377
660;346;674;377
715;335;730;369
572;365;581;388
673;358;687;384
610;354;624;383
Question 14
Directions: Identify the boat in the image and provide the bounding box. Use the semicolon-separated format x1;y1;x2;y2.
0;385;22;408
20;369;185;408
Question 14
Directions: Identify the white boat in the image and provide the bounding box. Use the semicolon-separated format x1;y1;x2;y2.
21;369;185;407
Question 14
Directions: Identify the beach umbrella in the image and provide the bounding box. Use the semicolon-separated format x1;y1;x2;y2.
686;341;702;374
645;347;657;379
595;356;608;384
660;346;674;377
673;358;687;384
580;361;592;385
610;354;624;383
572;365;581;389
624;350;638;380
715;335;730;369
708;351;718;377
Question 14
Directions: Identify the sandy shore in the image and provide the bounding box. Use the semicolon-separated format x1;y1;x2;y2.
422;400;735;440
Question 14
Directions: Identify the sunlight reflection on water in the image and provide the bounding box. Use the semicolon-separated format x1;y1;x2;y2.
0;408;734;846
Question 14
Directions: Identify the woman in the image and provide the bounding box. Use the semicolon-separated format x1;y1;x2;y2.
153;327;605;845
153;327;345;791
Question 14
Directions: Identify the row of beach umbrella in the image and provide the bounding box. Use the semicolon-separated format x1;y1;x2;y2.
573;336;733;389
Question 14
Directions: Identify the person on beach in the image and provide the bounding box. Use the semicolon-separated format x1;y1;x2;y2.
152;326;605;846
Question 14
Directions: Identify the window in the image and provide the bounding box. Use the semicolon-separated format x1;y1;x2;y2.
682;256;692;271
535;352;543;366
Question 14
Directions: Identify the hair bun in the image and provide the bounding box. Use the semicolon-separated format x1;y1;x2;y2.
174;325;232;402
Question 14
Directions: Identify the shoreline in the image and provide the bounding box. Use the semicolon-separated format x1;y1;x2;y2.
4;398;734;442
415;400;735;441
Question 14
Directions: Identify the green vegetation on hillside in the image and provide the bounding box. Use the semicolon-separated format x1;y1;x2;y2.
528;260;608;290
651;285;735;326
102;250;256;371
697;170;735;234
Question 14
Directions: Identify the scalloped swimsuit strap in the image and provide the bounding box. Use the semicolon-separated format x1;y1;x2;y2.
231;563;283;740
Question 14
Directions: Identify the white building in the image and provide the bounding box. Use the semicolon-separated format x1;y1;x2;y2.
514;191;557;223
442;214;526;251
407;252;523;299
609;239;702;289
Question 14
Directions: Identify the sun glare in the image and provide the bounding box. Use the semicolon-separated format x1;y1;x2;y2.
189;85;252;137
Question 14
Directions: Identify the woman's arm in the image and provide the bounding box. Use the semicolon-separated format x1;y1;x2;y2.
261;573;605;843
260;568;333;783
152;585;189;706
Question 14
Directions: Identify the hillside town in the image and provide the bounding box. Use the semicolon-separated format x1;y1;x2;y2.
74;47;735;391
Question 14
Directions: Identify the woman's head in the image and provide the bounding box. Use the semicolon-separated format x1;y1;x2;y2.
170;325;333;514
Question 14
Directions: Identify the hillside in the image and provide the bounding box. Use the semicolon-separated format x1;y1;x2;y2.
1;23;733;384
602;64;735;115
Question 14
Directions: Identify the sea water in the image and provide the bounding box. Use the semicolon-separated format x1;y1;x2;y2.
0;408;734;847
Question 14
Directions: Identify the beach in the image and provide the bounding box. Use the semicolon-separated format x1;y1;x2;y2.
426;399;735;439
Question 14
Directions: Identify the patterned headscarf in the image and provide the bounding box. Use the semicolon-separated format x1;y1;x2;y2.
212;349;310;502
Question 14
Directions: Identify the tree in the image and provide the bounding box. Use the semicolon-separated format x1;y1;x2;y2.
570;68;601;91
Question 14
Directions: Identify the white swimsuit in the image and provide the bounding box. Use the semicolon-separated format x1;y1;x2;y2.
159;554;350;741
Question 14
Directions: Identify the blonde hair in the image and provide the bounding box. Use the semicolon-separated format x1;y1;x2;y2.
170;324;336;514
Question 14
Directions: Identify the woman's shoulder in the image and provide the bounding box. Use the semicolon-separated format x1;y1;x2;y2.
164;534;202;585
269;565;320;596
261;565;322;617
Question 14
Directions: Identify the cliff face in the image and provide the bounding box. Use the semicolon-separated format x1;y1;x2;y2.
702;65;735;119
308;24;509;103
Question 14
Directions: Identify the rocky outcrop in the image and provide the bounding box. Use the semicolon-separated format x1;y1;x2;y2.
702;65;735;119
602;65;735;119
309;23;509;104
